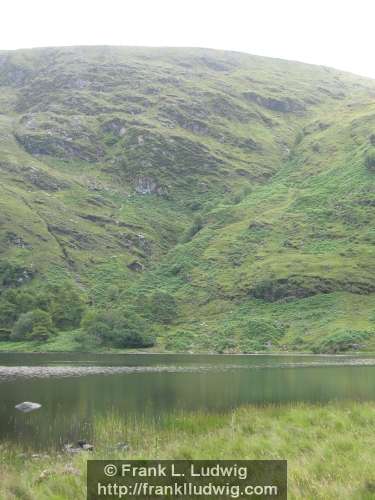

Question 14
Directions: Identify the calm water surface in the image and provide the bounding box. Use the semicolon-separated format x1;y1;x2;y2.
0;352;375;449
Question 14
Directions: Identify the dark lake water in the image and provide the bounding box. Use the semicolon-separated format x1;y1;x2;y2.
1;352;375;449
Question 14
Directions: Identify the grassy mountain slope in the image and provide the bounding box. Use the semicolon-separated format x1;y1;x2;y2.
0;46;374;352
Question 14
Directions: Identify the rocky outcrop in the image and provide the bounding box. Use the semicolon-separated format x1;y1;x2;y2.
117;232;151;255
15;113;103;161
6;232;31;249
0;162;70;191
101;118;127;136
134;176;168;196
250;275;375;302
15;132;102;162
243;91;305;114
24;168;70;191
250;277;335;302
127;261;144;272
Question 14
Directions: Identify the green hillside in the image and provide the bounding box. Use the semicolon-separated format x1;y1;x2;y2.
0;46;374;353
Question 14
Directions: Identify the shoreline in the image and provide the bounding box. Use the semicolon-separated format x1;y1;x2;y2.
1;401;375;499
0;349;374;356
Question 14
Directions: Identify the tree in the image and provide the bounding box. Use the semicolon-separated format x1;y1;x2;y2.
0;300;18;328
365;149;375;172
81;308;154;348
0;261;32;288
29;325;51;341
81;310;112;344
11;311;34;340
0;328;11;341
49;283;86;329
11;309;53;341
14;291;36;314
0;287;52;331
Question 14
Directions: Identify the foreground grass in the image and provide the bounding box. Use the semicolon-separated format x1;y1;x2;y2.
1;402;375;499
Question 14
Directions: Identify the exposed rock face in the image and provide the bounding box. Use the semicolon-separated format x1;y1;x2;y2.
6;232;31;249
24;168;70;191
101;118;127;136
243;91;305;114
134;176;167;196
117;232;151;255
127;261;145;272
15;113;103;161
79;214;114;226
248;220;272;231
0;162;70;191
15;132;102;161
251;277;335;301
251;276;375;302
158;105;210;135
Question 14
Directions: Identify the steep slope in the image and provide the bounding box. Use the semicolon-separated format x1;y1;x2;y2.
0;46;374;352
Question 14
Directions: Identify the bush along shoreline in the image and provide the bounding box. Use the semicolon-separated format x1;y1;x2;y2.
0;274;374;354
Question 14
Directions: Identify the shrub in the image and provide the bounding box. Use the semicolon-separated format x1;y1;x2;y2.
365;149;375;172
165;330;195;351
81;310;112;343
0;301;18;328
294;130;304;145
231;186;252;204
29;325;50;341
147;291;177;324
10;309;53;341
312;330;372;354
182;215;204;242
0;288;51;329
215;336;237;354
81;308;155;348
187;201;202;211
11;311;34;340
0;261;33;288
48;283;86;329
107;285;120;302
0;328;11;341
239;319;285;351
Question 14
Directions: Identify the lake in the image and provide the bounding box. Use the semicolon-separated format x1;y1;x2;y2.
1;352;375;449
